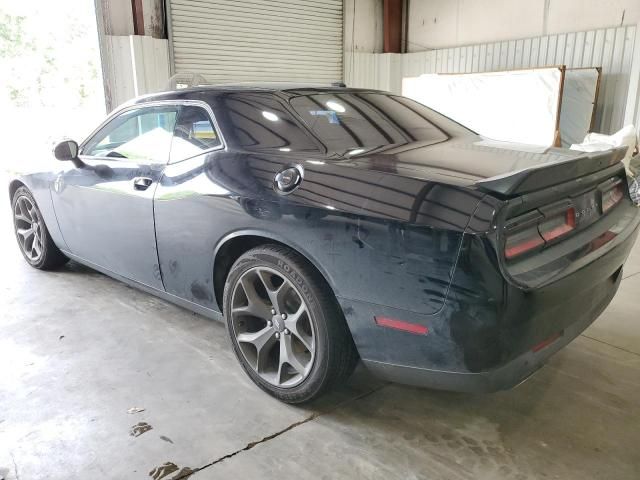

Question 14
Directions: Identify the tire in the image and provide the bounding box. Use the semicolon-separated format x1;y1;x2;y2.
12;186;69;270
223;244;359;403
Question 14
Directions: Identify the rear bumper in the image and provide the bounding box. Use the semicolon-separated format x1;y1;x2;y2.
339;206;638;393
361;268;620;392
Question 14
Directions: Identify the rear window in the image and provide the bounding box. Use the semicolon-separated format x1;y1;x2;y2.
289;93;466;154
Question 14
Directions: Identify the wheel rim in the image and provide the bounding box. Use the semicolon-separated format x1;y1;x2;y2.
230;266;316;388
14;195;44;263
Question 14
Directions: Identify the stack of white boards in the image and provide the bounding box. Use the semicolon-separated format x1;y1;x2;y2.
402;67;599;148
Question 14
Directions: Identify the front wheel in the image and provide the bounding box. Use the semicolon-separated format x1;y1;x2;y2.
12;186;68;270
223;244;358;403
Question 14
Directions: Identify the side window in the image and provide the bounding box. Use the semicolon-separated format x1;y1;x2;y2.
169;105;222;163
83;106;178;163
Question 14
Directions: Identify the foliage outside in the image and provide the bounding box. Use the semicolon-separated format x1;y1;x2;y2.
0;0;105;167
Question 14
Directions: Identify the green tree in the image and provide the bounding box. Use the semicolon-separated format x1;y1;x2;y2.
0;4;103;109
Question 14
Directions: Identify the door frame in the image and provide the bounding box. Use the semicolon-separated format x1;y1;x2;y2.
78;99;227;160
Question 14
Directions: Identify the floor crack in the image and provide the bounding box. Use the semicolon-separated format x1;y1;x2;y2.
580;333;640;357
10;452;19;480
176;383;388;479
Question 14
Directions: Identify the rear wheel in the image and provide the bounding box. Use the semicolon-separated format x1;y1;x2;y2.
223;244;358;403
12;186;68;270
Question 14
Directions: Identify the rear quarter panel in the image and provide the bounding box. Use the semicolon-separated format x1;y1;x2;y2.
153;149;485;317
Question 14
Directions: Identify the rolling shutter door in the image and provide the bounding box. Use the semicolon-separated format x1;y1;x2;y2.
168;0;343;83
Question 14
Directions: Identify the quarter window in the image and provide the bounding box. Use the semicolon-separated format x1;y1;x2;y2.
83;106;178;163
169;105;222;163
219;93;318;152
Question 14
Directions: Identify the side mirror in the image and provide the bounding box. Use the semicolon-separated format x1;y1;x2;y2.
53;140;84;167
54;140;78;160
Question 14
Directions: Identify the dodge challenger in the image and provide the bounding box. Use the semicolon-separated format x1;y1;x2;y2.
8;85;640;403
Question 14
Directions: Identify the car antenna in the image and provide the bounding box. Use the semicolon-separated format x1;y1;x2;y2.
331;81;347;87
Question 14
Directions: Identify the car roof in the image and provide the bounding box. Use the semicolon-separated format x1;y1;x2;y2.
131;83;386;104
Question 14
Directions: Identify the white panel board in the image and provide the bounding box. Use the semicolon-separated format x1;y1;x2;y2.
624;23;640;142
560;68;600;147
130;36;171;99
103;36;170;111
403;69;562;146
104;36;137;109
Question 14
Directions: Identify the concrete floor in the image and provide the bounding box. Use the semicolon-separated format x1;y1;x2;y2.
1;194;639;480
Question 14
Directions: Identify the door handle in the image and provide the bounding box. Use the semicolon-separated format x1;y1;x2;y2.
133;177;153;191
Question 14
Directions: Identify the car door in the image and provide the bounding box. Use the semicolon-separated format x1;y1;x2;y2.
51;104;180;290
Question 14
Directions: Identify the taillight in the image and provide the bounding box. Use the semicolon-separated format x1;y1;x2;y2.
504;211;544;260
539;207;576;242
504;204;576;260
503;177;624;261
601;181;624;213
505;226;544;259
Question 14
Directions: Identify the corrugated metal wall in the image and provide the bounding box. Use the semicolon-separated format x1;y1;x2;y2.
346;24;640;136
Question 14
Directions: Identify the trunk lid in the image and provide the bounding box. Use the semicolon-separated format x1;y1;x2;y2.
341;136;627;192
476;145;628;197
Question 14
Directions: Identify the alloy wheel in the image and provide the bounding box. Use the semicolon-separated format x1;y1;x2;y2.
14;195;44;263
230;266;316;388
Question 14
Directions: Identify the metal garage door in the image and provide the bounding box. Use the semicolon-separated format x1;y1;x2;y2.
167;0;343;84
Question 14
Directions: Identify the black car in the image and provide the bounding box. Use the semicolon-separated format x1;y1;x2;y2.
9;85;640;403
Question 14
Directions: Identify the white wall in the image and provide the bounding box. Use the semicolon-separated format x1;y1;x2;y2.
141;0;165;38
408;0;545;51
407;0;640;51
97;0;164;37
347;0;640;53
344;0;384;53
547;0;640;35
98;0;134;36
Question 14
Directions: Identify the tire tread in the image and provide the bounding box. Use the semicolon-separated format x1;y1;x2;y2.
223;243;358;403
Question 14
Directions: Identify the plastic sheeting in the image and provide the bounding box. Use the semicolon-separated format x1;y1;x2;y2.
403;68;563;146
570;124;638;172
630;178;640;206
560;68;600;147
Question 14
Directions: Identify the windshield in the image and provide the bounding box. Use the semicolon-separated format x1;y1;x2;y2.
289;92;471;154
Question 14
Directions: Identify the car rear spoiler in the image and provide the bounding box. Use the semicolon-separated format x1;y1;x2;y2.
475;146;628;197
